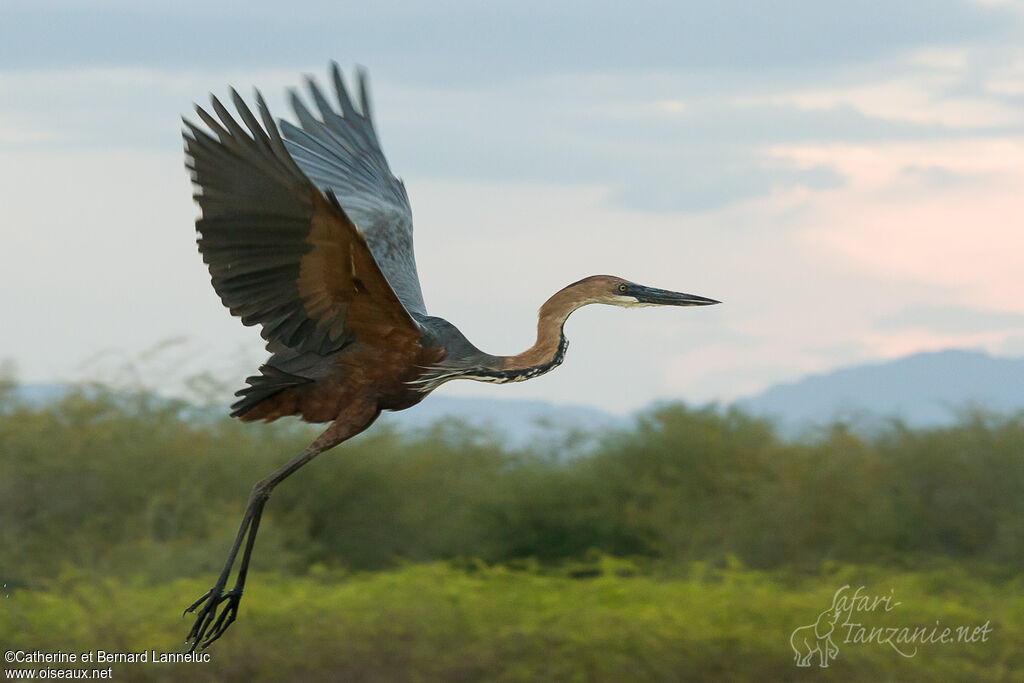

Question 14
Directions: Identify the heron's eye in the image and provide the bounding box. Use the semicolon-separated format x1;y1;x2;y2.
617;284;628;293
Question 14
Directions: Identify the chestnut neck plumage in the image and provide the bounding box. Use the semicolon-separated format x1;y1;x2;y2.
499;285;582;373
415;277;608;391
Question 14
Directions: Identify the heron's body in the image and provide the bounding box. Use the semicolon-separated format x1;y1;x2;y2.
181;64;719;650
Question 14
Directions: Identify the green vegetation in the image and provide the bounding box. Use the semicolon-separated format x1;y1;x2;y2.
1;562;1021;681
2;383;1023;679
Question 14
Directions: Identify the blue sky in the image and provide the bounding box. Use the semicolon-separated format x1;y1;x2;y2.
2;0;1024;413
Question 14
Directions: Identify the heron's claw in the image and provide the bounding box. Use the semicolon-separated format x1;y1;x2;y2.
184;585;242;651
183;587;216;617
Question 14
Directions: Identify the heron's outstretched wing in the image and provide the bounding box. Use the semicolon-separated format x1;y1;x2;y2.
183;90;421;356
279;63;427;316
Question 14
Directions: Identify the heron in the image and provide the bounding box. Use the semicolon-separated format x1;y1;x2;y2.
181;63;720;650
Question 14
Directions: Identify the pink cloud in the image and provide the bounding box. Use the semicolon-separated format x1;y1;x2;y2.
767;140;1024;313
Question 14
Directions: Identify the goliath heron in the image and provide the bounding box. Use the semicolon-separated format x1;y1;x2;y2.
181;63;719;650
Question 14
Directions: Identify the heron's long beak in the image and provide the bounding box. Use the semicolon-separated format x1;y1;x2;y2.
633;285;721;306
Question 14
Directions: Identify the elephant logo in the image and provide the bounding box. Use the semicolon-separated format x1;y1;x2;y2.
790;604;843;667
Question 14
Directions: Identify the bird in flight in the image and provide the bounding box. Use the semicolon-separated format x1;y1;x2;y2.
181;63;719;650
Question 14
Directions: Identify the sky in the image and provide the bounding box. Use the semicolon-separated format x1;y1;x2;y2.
2;0;1024;414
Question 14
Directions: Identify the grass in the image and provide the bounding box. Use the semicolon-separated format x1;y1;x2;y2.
3;560;1022;682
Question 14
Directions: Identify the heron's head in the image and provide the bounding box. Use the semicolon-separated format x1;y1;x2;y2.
565;275;720;309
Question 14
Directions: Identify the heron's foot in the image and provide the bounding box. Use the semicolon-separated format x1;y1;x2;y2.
184;584;242;651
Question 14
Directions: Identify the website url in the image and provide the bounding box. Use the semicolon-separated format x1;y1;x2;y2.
5;668;112;679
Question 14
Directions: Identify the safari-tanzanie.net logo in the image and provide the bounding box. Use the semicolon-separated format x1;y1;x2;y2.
789;584;992;668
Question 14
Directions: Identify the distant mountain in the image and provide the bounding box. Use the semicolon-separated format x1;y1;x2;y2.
13;349;1024;443
9;382;625;448
736;349;1024;435
10;382;68;405
381;395;627;448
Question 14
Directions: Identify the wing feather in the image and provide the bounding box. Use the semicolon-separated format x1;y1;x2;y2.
184;90;420;356
280;63;427;316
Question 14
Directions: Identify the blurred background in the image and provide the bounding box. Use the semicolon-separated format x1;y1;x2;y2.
2;1;1023;680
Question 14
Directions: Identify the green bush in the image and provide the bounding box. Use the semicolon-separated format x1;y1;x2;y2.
3;383;1024;582
4;383;1024;679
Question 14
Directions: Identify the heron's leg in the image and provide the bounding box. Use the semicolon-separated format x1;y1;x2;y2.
184;403;380;651
183;484;269;650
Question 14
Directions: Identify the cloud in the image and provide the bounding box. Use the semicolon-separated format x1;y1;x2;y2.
5;31;1024;216
769;139;1024;307
376;75;989;213
898;164;990;188
985;57;1024;95
3;3;1024;412
738;41;1024;128
607;155;844;213
875;304;1024;334
1;1;1014;82
744;75;1024;128
999;335;1024;356
0;117;52;145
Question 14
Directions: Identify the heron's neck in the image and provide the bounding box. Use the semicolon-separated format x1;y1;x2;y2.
499;287;582;375
414;283;591;391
